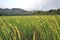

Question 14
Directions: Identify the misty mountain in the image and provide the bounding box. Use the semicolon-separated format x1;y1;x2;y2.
0;8;60;16
0;8;32;16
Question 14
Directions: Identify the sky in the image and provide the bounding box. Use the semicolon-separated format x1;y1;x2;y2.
0;0;60;11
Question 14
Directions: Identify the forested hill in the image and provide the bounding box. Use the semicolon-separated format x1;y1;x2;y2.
0;8;60;16
0;8;32;16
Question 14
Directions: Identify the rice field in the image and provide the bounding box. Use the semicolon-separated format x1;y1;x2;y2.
0;15;60;40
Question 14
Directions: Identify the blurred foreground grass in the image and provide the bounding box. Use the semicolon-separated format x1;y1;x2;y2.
0;15;60;40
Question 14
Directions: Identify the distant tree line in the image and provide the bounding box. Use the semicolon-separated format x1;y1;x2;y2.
32;9;60;15
0;8;60;16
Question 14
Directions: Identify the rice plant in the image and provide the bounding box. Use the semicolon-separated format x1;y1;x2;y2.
0;15;60;40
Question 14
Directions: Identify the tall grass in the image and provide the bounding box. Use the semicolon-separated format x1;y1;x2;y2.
0;15;60;40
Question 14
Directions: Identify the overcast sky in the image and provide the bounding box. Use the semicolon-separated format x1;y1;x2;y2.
0;0;60;11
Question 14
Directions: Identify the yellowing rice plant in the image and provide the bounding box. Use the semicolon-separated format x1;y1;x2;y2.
0;15;60;40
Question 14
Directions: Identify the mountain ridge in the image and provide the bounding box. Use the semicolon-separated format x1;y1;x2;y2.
0;8;32;16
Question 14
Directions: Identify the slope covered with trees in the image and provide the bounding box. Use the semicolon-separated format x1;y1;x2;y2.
0;8;60;16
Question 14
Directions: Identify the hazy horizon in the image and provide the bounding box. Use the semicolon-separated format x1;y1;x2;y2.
0;0;60;11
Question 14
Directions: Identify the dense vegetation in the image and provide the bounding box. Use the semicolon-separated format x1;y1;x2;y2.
0;8;60;16
0;16;60;40
33;9;60;15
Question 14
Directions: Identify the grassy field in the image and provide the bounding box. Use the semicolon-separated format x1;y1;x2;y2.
0;15;60;40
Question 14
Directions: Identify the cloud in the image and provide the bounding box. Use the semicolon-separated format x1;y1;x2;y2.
17;0;49;10
0;0;50;10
